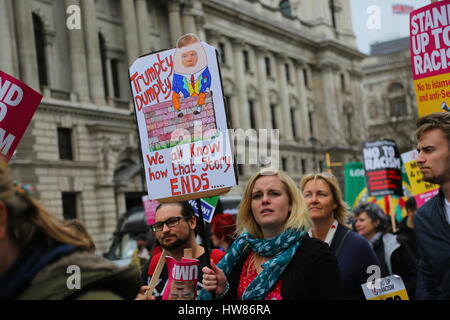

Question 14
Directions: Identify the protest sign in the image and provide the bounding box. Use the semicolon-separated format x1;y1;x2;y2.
410;2;450;116
188;195;219;223
362;275;409;300
162;256;199;300
344;162;367;209
344;161;412;222
362;140;403;197
0;71;43;161
129;34;237;203
142;195;159;225
401;149;439;207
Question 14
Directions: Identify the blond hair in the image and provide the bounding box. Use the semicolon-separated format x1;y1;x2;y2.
299;172;350;227
0;160;91;251
237;168;312;239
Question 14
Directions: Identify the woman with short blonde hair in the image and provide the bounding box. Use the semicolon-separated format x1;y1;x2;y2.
300;172;380;300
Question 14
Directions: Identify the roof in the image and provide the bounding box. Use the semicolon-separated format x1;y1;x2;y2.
370;37;410;56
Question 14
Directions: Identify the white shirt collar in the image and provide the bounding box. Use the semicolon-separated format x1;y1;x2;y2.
308;219;339;245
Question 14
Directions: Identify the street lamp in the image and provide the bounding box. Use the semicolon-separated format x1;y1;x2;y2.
309;136;317;171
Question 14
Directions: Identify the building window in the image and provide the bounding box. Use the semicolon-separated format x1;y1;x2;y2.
344;105;354;140
62;192;78;220
282;157;287;171
265;57;271;77
99;33;109;99
388;83;407;117
390;97;407;116
270;104;278;129
58;128;73;160
340;73;346;92
243;50;250;72
218;42;226;64
330;0;337;30
249;100;256;129
301;158;306;174
111;59;121;98
290;108;297;139
237;164;244;176
303;68;309;88
308;111;314;135
285;63;291;82
280;0;292;17
33;13;48;88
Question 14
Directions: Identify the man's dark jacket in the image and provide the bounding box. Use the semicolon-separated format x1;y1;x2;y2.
415;189;450;299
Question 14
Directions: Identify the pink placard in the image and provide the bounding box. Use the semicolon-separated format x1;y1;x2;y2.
162;256;199;300
142;195;159;226
415;189;439;208
0;71;43;161
410;2;450;80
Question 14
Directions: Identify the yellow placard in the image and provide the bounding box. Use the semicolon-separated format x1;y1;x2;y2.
367;288;409;300
404;160;439;195
414;73;450;117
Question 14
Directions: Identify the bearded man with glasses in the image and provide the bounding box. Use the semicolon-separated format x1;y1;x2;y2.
136;201;225;300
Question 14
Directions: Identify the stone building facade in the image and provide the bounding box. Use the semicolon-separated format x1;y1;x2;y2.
362;37;418;153
1;0;367;252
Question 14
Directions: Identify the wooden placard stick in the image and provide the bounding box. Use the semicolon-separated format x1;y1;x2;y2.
146;249;167;297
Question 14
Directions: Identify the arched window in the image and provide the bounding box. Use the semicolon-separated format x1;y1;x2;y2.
280;0;292;17
388;83;407;117
32;13;48;88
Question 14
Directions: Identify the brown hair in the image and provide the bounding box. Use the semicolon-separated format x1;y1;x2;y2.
63;219;96;253
416;112;450;146
0;160;91;251
299;172;350;227
176;33;200;48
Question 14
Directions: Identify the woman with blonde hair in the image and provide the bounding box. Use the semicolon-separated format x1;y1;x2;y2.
0;160;140;299
300;172;379;300
198;168;343;300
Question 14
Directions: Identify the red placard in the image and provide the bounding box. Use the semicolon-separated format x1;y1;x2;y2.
0;71;43;161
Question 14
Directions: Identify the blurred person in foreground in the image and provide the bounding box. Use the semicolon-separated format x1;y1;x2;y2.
300;172;380;300
0;160;140;299
415;112;450;299
198;168;344;300
63;219;96;254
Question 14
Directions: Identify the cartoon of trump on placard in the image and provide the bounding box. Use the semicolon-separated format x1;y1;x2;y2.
172;33;212;118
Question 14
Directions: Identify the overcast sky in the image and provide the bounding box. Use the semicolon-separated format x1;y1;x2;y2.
350;0;430;54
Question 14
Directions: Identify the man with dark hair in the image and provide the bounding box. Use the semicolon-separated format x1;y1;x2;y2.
396;197;419;259
415;112;450;299
136;202;224;300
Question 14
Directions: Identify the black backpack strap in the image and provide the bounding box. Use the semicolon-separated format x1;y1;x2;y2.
335;229;351;258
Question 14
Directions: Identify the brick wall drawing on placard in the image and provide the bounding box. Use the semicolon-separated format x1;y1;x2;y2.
143;91;218;152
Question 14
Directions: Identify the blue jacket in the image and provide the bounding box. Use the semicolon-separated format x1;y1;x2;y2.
172;67;211;98
329;224;380;300
415;189;450;299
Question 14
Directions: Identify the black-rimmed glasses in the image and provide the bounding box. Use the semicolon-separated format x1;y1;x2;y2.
151;216;189;232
